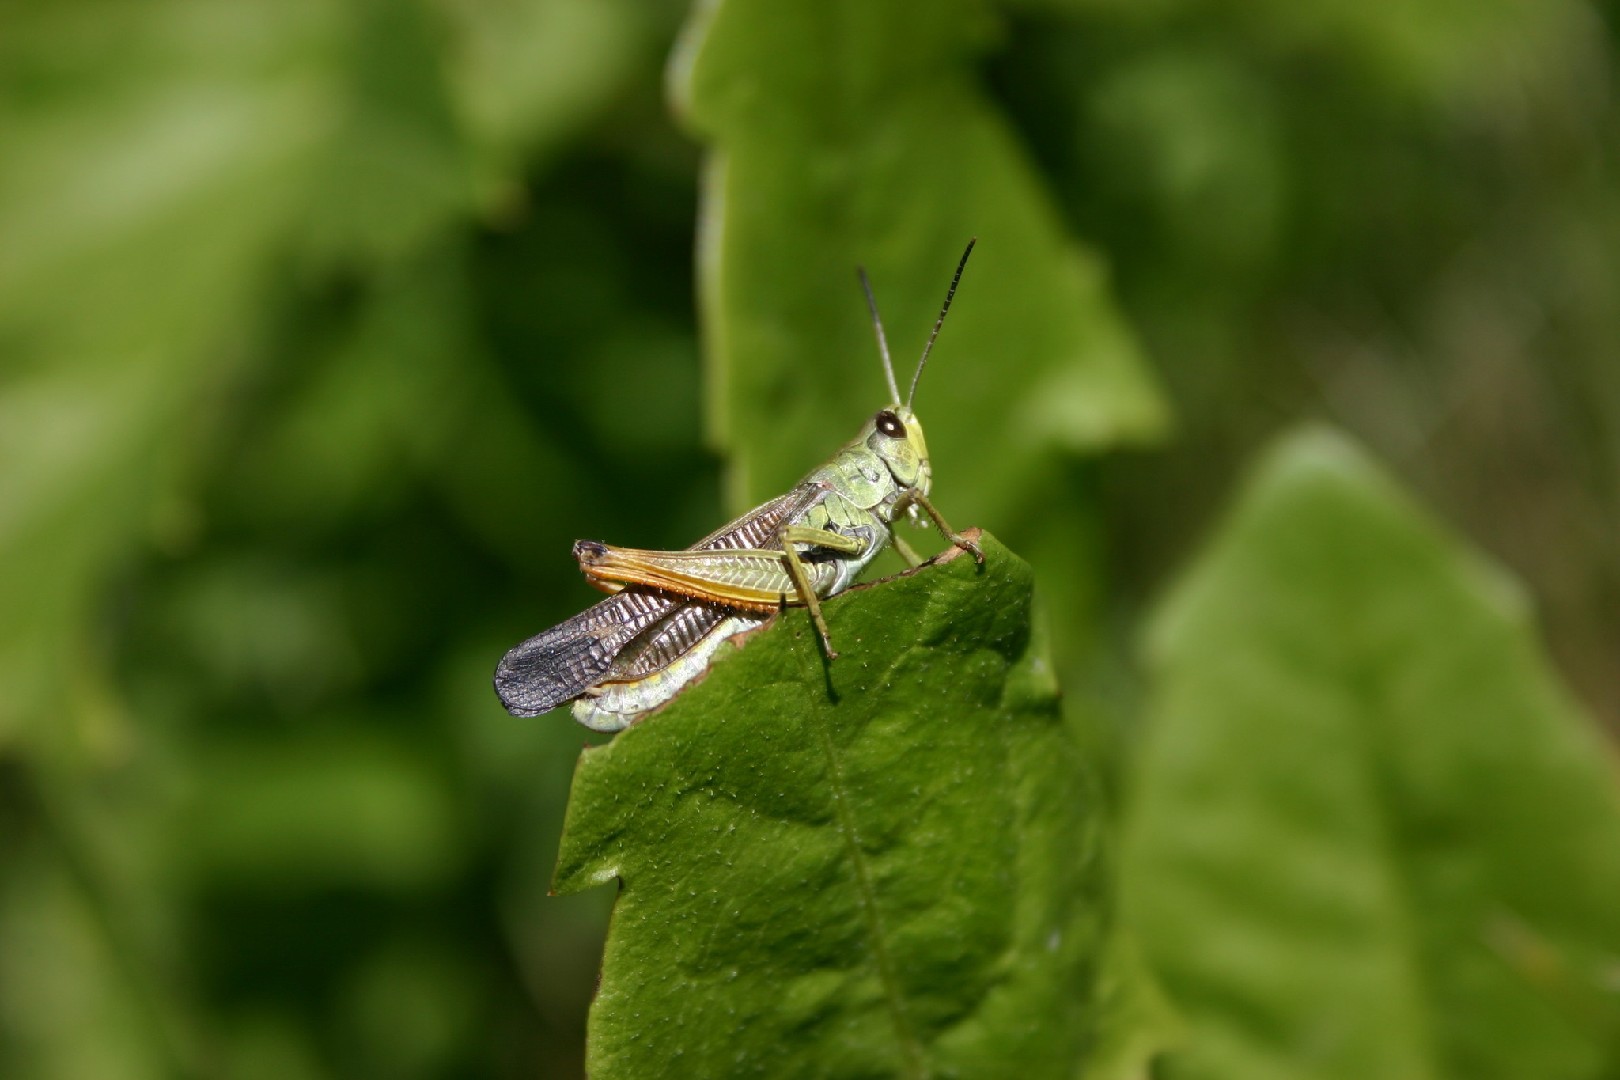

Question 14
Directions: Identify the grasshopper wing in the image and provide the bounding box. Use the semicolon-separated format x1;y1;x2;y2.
602;600;764;684
494;483;827;718
494;589;683;716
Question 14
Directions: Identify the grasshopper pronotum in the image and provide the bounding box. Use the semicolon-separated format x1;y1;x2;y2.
494;241;983;731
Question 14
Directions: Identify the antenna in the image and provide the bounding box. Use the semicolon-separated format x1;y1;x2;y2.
858;267;902;404
908;238;976;409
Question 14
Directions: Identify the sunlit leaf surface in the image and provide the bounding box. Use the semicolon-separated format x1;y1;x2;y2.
556;534;1113;1077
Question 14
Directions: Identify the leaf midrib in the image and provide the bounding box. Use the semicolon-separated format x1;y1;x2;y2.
811;701;928;1079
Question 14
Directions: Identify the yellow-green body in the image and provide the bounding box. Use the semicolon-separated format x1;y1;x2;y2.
566;404;961;732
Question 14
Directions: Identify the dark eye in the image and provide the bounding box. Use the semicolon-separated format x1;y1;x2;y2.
875;410;906;438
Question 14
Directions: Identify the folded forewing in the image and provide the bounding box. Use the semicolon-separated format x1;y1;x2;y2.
494;589;681;716
495;483;831;716
603;602;768;684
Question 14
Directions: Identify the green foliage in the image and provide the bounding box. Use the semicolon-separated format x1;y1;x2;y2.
0;1;685;1076
3;0;1620;1076
0;0;661;745
555;535;1111;1078
1125;429;1620;1079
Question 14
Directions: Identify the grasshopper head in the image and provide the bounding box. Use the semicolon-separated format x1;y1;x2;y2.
866;404;931;499
855;238;974;521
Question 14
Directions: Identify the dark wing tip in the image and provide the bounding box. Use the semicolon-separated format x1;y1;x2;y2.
492;620;618;717
492;672;548;717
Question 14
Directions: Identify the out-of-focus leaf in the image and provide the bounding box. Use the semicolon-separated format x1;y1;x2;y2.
0;835;191;1080
1247;0;1597;116
295;0;475;269
1084;49;1286;281
0;0;664;749
337;938;483;1076
1082;927;1183;1080
437;0;656;193
1123;427;1620;1080
672;0;1167;518
299;0;668;267
177;732;462;890
1000;0;1596;118
0;0;334;748
234;249;478;529
554;534;1115;1077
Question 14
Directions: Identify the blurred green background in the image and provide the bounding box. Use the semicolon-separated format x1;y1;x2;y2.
3;0;1618;1077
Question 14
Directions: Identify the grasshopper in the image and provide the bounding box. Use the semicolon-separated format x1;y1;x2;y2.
494;240;983;732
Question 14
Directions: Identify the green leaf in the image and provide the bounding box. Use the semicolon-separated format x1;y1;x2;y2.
998;0;1593;117
672;0;1167;519
554;534;1112;1077
438;0;657;189
0;0;330;747
294;0;478;269
1123;427;1620;1080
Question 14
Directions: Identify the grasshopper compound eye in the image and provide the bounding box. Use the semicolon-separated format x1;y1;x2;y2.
875;410;906;438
